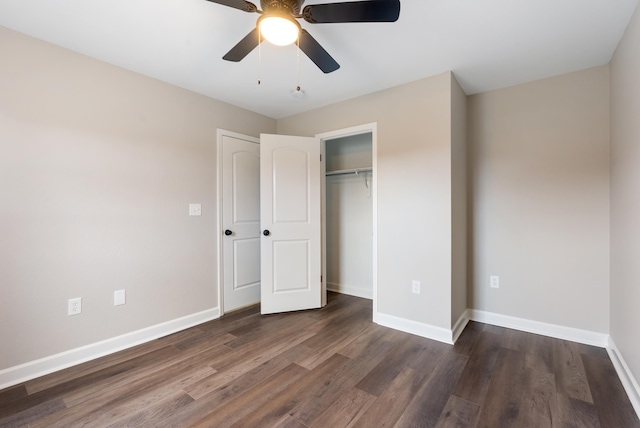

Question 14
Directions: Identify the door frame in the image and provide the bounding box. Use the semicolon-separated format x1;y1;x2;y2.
216;129;260;316
316;122;378;321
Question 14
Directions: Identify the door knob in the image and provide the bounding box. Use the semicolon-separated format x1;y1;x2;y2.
263;230;270;236
224;229;232;236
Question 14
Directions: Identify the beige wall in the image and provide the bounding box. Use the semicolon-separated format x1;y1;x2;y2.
278;72;458;330
451;75;468;326
610;2;640;388
468;66;610;333
0;27;276;369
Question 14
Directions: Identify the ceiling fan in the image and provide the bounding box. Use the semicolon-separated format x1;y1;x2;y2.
206;0;401;73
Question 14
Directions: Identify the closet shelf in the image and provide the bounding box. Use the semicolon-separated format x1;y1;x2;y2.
325;167;372;176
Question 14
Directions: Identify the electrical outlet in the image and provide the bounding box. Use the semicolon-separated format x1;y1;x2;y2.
412;280;421;294
114;289;126;306
490;275;500;289
189;203;202;216
68;298;82;315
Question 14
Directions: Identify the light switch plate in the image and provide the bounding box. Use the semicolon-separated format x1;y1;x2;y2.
189;203;202;216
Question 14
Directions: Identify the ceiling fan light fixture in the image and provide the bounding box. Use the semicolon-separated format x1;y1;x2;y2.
259;14;300;46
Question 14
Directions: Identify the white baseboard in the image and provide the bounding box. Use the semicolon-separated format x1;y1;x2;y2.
376;312;454;344
468;309;609;347
0;307;220;391
607;338;640;419
327;282;373;300
371;308;609;350
452;310;471;343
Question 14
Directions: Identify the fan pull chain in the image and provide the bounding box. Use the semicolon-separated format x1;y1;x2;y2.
296;37;301;92
258;30;262;85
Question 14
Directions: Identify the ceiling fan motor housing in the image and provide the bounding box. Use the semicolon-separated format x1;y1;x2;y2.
260;0;303;15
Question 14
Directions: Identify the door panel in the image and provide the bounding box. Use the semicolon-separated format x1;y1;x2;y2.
222;135;260;312
234;238;260;289
260;134;321;314
273;148;310;222
273;240;310;292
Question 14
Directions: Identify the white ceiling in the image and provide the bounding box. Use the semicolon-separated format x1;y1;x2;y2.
0;0;638;119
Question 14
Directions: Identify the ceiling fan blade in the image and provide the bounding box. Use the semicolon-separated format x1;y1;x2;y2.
223;28;261;62
303;0;400;23
298;29;340;73
204;0;258;13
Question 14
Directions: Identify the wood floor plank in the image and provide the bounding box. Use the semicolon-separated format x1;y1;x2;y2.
286;350;388;425
172;331;237;352
337;324;403;359
351;367;427;428
309;387;376;428
106;392;194;428
185;344;304;404
394;351;468;428
173;363;309;428
475;347;527;428
513;367;558;428
0;385;27;403
405;336;451;375
194;355;340;428
355;334;435;397
0;345;181;419
294;307;372;369
158;351;306;426
434;395;480;428
577;343;610;359
451;321;483;357
0;397;66;428
220;312;318;357
60;342;232;407
524;333;556;375
24;327;203;395
184;329;316;400
451;330;502;406
582;352;640;427
31;364;215;427
271;414;309;428
231;354;353;427
501;326;530;352
553;339;594;403
224;311;316;349
481;324;507;336
557;394;601;428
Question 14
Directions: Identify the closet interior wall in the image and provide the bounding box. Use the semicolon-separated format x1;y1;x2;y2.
325;133;373;299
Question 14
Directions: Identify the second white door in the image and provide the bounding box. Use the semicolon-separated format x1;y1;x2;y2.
222;134;261;312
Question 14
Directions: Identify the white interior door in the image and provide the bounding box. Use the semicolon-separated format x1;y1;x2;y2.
222;134;261;312
260;134;322;314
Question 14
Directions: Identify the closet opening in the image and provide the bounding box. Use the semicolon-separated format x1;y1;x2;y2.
319;124;376;314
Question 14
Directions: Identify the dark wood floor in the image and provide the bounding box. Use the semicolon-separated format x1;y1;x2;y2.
1;293;638;427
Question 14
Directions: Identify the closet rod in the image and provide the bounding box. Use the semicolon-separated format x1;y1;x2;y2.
325;167;372;176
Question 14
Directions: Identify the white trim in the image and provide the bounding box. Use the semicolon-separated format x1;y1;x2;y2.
469;309;609;347
376;312;454;345
216;129;260;316
607;338;640;419
452;309;471;343
327;282;373;300
0;308;219;391
316;123;378;322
